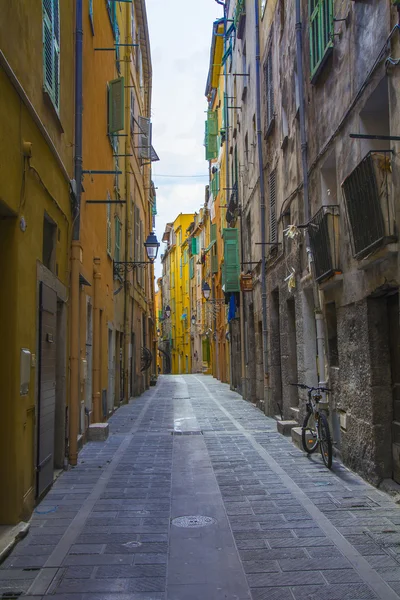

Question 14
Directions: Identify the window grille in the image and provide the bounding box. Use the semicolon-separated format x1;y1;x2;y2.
269;169;277;244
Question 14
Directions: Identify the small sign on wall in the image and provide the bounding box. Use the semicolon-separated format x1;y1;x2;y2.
240;274;253;292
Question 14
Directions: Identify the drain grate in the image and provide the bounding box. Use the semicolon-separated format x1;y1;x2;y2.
331;497;378;509
172;515;216;528
171;431;203;436
1;594;22;599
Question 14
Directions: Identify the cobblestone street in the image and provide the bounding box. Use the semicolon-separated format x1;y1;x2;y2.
3;375;400;599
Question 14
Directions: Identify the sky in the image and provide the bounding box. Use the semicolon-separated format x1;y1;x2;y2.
146;0;223;282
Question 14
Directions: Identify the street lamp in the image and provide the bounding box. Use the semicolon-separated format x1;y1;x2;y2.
202;281;211;301
191;315;196;326
144;231;160;263
165;305;171;318
113;232;160;277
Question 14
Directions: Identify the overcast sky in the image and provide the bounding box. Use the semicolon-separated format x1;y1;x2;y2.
146;0;223;282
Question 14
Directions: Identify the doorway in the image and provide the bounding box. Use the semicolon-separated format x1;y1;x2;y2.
36;283;57;498
388;293;400;483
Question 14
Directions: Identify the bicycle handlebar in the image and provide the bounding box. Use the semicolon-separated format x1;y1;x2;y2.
290;383;332;393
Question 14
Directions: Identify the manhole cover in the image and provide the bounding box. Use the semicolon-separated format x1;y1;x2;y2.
123;541;142;548
172;515;216;528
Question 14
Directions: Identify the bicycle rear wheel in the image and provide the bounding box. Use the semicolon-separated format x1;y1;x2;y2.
302;411;318;454
319;413;332;469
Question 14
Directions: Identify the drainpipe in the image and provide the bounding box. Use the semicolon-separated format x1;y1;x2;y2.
69;0;83;466
92;265;101;422
123;8;131;404
295;0;326;387
254;0;269;409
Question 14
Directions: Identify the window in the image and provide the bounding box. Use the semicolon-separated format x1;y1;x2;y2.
43;212;57;272
42;0;60;112
269;169;277;244
261;0;267;16
325;303;339;367
106;193;112;256
130;4;136;42
89;0;94;35
309;0;333;81
264;48;274;132
106;0;116;36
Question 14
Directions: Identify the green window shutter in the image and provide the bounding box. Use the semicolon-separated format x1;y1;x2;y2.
42;0;60;112
211;223;217;243
190;257;194;279
222;228;240;292
108;77;125;133
191;236;198;255
309;0;334;80
208;110;218;135
205;116;218;161
106;194;112;255
211;251;219;274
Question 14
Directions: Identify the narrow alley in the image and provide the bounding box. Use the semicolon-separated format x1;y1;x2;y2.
2;376;400;600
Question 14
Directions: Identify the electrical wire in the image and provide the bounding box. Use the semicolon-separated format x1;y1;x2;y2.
153;174;208;178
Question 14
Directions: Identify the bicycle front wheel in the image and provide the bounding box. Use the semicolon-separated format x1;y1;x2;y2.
319;413;332;469
302;411;318;454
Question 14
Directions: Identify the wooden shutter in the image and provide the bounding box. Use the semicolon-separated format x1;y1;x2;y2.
211;223;217;243
108;78;125;133
114;217;121;264
106;194;112;255
190;257;194;279
138;116;151;159
265;49;274;130
222;228;240;293
310;0;334;80
42;0;60;111
269;169;277;244
130;91;135;135
139;220;144;287
191;236;198;255
208;110;218;135
211;247;219;274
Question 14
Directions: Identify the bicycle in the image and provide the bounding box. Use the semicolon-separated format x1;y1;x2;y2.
290;383;333;469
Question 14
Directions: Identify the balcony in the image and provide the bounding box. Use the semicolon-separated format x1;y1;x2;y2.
308;205;340;283
234;0;246;40
342;151;397;259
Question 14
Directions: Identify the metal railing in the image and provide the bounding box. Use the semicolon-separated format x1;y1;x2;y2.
342;151;396;259
308;205;340;282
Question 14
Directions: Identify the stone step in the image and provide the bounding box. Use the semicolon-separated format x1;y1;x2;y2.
291;426;303;450
87;422;109;442
276;420;298;436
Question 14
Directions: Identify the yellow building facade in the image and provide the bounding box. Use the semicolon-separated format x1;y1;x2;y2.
0;0;74;523
161;214;194;374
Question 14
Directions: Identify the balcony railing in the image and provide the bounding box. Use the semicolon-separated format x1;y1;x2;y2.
308;205;340;282
342;151;397;259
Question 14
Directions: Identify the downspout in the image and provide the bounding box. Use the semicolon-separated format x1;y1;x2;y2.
254;0;269;409
92;265;101;422
69;0;83;466
123;6;131;403
295;0;326;387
